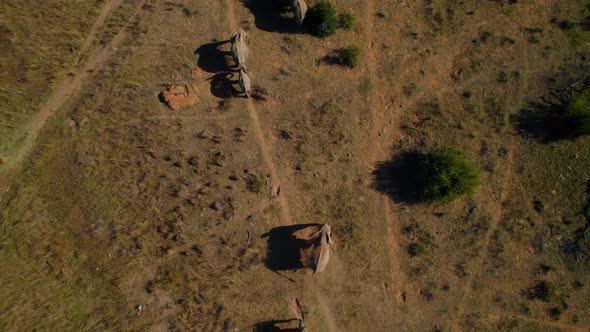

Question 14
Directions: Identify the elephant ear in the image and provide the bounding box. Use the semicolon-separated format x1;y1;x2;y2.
300;247;314;268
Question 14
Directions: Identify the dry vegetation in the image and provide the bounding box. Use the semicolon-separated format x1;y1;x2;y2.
1;0;589;331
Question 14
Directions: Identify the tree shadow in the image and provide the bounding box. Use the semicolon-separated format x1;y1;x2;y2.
253;319;301;332
372;151;424;204
194;40;232;73
513;79;590;142
207;72;237;99
512;101;580;143
241;0;301;34
261;224;319;271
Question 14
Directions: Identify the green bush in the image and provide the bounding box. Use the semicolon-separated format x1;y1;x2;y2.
337;45;361;68
416;148;480;202
305;0;338;37
529;281;560;303
543;92;590;139
408;243;426;257
338;10;356;29
563;93;590;136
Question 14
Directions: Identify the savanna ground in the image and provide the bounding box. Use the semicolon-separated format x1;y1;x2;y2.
1;0;589;331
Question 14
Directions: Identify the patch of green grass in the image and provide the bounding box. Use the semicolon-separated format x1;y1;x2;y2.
408;242;427;256
338;10;356;30
529;280;558;302
305;0;338;37
417;148;480;202
564;92;590;136
556;18;587;46
337;45;361;68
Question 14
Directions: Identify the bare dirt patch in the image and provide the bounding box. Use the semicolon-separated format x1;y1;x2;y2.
160;85;198;110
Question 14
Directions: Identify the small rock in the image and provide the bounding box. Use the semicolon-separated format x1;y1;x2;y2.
223;320;234;330
197;293;207;303
187;156;199;167
280;129;293;140
533;199;544;212
376;11;386;18
451;67;464;81
135;305;144;316
211;201;223;211
196;130;212;139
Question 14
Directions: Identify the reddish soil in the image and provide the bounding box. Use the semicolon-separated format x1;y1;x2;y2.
161;85;197;110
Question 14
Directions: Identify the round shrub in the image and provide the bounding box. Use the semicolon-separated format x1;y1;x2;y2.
338;10;356;29
530;281;557;302
337;45;361;68
305;0;338;37
416;148;480;202
408;243;426;257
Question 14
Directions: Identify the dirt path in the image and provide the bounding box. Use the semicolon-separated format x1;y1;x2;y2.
245;99;294;225
224;2;340;331
447;149;514;330
450;24;528;330
314;288;338;332
224;0;294;225
77;0;124;63
0;0;147;189
364;0;405;303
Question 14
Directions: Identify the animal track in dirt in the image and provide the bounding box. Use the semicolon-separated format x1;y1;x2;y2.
364;0;406;304
0;0;149;188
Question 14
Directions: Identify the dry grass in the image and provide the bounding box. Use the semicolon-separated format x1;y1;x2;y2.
0;1;104;160
1;0;590;330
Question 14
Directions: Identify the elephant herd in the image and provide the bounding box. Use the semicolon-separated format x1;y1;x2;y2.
231;0;308;98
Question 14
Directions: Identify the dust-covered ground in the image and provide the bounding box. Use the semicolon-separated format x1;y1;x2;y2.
1;0;589;331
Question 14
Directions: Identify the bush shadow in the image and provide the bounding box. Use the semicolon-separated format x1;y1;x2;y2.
512;101;575;143
261;223;319;271
372;151;424;204
253;319;300;332
194;40;232;73
242;0;301;34
320;53;340;66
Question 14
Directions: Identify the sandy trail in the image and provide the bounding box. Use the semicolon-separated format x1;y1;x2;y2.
246;99;294;225
314;288;338;332
450;17;527;329
364;0;405;303
225;0;294;225
224;1;338;331
0;0;147;188
77;0;124;63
